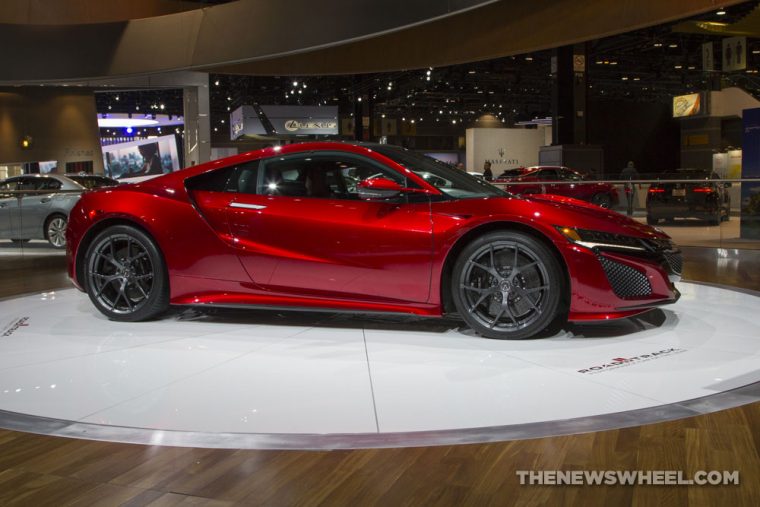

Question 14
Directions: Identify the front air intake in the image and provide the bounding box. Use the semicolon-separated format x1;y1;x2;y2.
598;256;652;299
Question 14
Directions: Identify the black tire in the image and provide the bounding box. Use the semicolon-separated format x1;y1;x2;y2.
591;193;612;209
451;230;564;340
45;214;68;248
10;239;30;244
84;225;169;321
646;215;659;225
708;212;720;226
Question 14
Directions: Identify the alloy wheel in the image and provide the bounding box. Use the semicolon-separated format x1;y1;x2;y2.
47;217;67;248
87;234;154;315
458;240;551;333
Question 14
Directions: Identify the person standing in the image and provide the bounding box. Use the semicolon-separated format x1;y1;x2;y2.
620;160;640;216
483;161;493;181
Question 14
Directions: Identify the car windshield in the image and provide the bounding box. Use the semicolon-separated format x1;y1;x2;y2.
69;176;118;189
372;145;507;199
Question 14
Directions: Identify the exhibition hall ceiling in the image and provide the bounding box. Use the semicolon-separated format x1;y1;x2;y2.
93;2;760;135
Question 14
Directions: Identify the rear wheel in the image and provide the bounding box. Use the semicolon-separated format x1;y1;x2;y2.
84;225;169;321
452;231;563;340
591;193;612;209
45;215;67;248
708;211;720;226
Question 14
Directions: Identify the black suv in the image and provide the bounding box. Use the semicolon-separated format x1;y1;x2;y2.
646;169;731;226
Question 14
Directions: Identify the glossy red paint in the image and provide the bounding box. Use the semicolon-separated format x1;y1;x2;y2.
66;142;679;323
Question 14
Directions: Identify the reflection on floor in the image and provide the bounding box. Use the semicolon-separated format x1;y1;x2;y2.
0;247;759;504
0;239;65;256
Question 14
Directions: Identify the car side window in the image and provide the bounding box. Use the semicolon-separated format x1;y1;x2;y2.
186;160;260;194
259;153;405;200
537;169;559;180
560;169;582;181
16;178;39;191
39;179;62;190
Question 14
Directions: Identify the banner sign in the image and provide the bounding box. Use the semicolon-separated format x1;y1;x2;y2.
260;105;339;135
741;107;760;239
229;106;266;140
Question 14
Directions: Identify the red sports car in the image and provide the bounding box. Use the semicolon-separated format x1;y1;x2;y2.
66;143;680;340
493;166;619;209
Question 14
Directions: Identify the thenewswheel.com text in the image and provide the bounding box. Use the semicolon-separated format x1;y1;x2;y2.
516;470;739;486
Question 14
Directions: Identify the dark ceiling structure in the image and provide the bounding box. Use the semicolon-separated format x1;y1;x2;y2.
92;1;760;142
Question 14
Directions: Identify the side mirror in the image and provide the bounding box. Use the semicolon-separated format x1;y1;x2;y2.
357;177;404;200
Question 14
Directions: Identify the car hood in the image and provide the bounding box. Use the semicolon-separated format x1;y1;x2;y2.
435;194;670;240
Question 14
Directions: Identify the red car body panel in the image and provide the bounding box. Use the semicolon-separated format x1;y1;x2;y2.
67;142;678;323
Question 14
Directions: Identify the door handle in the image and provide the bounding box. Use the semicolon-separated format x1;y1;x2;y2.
229;202;267;210
40;198;51;203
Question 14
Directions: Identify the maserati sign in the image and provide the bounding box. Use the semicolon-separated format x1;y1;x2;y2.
486;147;519;166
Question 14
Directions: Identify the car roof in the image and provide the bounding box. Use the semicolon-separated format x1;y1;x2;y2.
3;173;84;190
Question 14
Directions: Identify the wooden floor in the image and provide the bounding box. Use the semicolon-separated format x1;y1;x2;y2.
0;248;759;506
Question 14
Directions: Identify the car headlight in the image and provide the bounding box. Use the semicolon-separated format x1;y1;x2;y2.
556;226;646;252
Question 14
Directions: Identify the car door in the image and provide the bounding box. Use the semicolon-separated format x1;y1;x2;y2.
17;177;58;238
556;168;585;199
537;168;560;194
225;151;434;303
0;181;18;239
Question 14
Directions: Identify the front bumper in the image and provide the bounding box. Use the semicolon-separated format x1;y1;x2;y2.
561;238;682;321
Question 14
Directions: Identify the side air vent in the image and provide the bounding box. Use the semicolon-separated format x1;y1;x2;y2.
598;256;652;299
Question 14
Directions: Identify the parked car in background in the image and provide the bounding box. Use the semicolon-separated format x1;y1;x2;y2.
646;169;731;226
0;174;85;248
493;166;619;208
66;174;120;189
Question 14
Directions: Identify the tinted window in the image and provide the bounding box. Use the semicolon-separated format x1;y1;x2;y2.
39;178;62;190
535;169;559;180
260;153;404;199
559;169;583;181
70;176;117;189
186;160;260;194
372;145;506;199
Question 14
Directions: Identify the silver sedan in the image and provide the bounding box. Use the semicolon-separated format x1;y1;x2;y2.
0;174;85;248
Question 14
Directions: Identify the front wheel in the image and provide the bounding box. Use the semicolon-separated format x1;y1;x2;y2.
451;231;564;340
84;225;169;321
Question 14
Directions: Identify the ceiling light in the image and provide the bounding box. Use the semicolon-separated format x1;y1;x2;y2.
214;80;220;86
717;10;726;16
293;81;298;87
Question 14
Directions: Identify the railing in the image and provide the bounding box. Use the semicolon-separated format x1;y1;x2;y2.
3;178;760;256
488;177;760;250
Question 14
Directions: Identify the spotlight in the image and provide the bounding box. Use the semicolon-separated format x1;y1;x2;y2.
20;136;32;149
